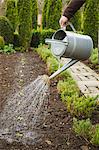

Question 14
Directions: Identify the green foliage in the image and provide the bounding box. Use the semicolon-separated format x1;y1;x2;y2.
31;29;55;47
47;57;59;73
6;0;18;31
32;0;38;29
83;0;99;47
73;118;92;139
31;30;40;47
40;29;55;44
42;0;48;29
66;96;97;118
36;45;52;62
57;79;79;100
46;0;62;30
91;124;99;145
0;36;5;49
73;118;99;146
90;48;98;65
0;44;15;54
19;0;32;51
0;16;14;44
57;75;98;118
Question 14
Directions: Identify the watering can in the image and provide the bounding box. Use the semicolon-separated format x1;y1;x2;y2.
45;22;93;79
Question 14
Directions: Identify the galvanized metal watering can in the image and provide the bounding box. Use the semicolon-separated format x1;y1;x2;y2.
45;22;93;79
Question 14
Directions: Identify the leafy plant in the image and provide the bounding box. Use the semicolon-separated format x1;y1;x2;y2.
91;124;99;146
36;44;52;61
90;48;98;65
57;79;79;100
47;57;59;73
0;44;15;54
73;118;92;139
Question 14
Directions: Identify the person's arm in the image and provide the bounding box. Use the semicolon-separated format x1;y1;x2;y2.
59;0;86;28
63;0;86;19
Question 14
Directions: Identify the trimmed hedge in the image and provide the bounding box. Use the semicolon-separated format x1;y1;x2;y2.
42;0;48;29
31;29;55;47
32;0;38;29
46;0;62;30
83;0;99;47
0;36;5;49
0;16;14;44
6;0;18;31
19;0;32;51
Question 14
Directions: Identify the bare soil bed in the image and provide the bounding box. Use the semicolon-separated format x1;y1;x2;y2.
0;51;98;150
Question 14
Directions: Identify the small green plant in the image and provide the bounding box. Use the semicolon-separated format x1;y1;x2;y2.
73;118;99;146
57;79;79;101
73;118;92;139
47;57;59;73
0;36;5;49
67;96;97;117
90;48;98;65
0;44;15;54
91;124;99;146
36;44;52;62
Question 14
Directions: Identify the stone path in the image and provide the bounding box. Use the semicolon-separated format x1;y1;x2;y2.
61;58;99;100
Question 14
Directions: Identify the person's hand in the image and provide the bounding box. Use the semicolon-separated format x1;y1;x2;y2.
59;16;69;28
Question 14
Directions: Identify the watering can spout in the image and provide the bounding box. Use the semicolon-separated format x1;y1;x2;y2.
49;59;78;79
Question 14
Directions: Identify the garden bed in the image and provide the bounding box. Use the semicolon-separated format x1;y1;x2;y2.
0;51;99;150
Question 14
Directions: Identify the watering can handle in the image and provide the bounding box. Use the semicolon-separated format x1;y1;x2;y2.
62;22;77;33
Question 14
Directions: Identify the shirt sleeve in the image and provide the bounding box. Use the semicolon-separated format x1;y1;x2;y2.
63;0;86;20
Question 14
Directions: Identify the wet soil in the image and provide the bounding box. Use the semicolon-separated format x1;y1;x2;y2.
0;51;99;150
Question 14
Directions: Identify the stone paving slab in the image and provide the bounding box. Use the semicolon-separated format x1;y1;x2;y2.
61;58;99;100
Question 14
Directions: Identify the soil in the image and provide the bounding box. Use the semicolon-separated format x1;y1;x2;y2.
0;51;99;150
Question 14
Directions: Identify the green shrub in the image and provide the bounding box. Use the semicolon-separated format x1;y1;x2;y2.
73;118;92;139
42;0;48;29
36;44;52;62
31;29;55;47
6;0;18;31
91;124;99;146
47;57;59;73
0;16;14;44
0;36;5;49
83;0;99;47
73;118;99;146
66;96;97;118
46;0;62;30
31;30;41;47
40;29;55;44
57;79;79;101
0;44;15;54
32;0;38;29
19;0;32;51
17;0;23;12
90;48;98;65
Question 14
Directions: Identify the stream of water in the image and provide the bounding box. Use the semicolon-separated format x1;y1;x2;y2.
0;75;50;145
